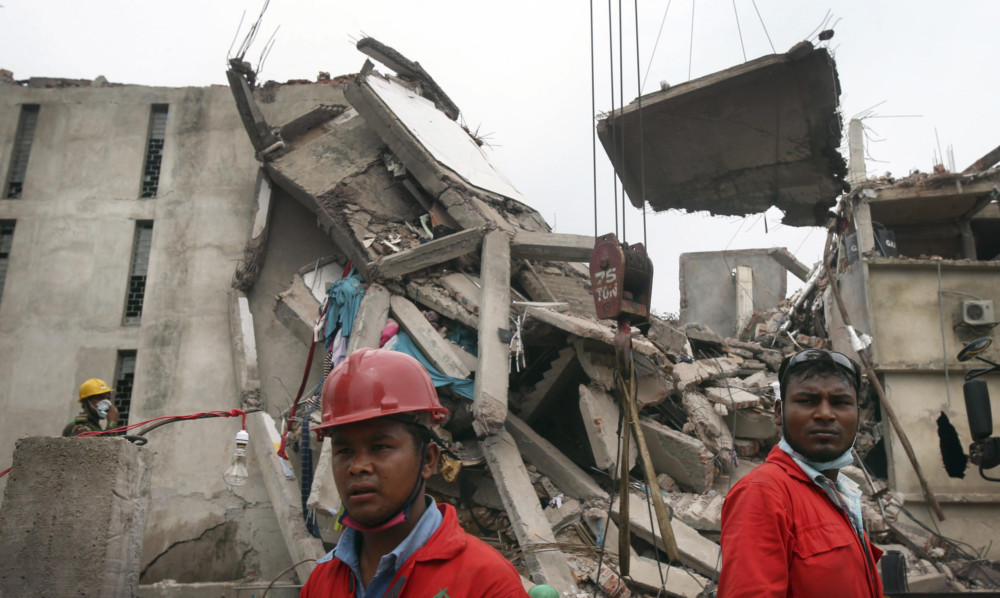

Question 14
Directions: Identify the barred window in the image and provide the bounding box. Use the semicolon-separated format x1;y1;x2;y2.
113;351;137;427
140;105;168;198
0;220;14;302
123;221;153;325
5;105;39;199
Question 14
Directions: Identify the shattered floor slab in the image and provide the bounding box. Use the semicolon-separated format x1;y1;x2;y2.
598;42;846;226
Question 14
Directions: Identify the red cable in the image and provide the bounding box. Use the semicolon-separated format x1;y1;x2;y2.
1;410;247;479
76;409;246;438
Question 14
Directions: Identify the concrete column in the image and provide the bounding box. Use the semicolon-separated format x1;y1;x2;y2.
0;437;150;597
473;229;512;436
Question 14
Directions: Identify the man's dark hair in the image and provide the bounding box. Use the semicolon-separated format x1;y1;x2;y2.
778;350;860;402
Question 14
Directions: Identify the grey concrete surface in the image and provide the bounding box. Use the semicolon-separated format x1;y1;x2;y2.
0;437;150;597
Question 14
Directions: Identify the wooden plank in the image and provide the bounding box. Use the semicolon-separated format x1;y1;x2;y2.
510;231;595;262
482;430;578;592
367;227;485;281
389;295;470;380
472;230;511;435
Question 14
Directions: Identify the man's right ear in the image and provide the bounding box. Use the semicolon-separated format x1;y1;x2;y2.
773;399;783;427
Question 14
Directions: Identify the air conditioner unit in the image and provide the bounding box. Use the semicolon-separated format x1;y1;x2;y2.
961;300;996;326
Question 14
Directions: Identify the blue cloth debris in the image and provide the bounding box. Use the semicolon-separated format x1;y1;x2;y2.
391;332;475;400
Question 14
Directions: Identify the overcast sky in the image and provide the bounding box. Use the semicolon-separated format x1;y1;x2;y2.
2;1;997;314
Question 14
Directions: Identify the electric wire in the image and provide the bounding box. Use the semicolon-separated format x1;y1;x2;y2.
634;0;648;247
687;0;696;80
641;0;674;93
732;0;747;62
591;0;599;239
750;0;776;53
618;0;627;241
608;0;620;238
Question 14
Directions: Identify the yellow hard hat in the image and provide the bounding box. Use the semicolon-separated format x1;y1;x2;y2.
79;378;114;402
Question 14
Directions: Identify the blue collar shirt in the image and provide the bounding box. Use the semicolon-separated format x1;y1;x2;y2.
316;497;443;597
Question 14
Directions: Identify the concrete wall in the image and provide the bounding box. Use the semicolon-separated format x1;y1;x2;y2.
0;80;347;583
679;249;788;335
843;258;1000;558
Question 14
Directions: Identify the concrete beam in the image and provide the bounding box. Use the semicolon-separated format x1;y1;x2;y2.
847;118;867;186
523;305;660;357
406;280;479;330
366;227;486;281
472;230;511;436
356;37;461;120
611;491;721;579
225;68;280;152
703;385;761;409
389;295;470;380
230;291;325;581
681;391;734;455
672;356;742;392
233;171;274;292
345;283;391;354
578;385;636;478
767;247;811;282
506;414;606;500
735;265;754;337
639;418;716;493
510;231;595;262
482;431;578;592
275;274;322;348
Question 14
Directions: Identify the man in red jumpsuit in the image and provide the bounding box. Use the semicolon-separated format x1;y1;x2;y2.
301;348;529;597
718;349;883;597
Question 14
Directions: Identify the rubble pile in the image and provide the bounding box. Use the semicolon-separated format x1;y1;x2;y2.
225;37;999;596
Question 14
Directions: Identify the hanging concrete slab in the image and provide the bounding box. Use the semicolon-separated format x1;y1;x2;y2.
597;42;846;226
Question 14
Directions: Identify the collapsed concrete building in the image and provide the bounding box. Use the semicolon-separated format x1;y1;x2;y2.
0;34;999;597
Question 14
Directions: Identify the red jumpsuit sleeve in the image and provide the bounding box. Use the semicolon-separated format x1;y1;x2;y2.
718;478;793;598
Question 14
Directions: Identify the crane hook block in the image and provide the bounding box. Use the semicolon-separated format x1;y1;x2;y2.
589;233;654;325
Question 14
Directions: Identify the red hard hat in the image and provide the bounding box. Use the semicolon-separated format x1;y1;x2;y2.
313;348;449;438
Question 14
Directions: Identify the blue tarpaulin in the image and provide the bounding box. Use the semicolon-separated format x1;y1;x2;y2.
391;332;475;400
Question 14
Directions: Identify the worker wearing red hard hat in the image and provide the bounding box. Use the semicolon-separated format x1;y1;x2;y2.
300;348;528;597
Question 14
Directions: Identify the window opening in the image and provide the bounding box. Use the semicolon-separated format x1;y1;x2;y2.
0;220;14;302
140;105;168;198
123;221;153;325
113;350;137;428
5;105;40;199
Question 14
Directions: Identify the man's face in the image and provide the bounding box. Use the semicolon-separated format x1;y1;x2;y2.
776;373;858;462
330;418;437;527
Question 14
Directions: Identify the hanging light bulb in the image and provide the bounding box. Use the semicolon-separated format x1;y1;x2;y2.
223;429;250;486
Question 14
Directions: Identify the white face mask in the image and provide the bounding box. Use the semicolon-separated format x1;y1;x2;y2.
95;399;113;419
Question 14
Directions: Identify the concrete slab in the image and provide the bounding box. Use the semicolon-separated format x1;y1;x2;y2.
598;43;845;226
724;407;778;440
640;418;716;493
703;385;761;409
611;491;722;579
578;385;636;478
672;357;742;392
506;413;607;500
